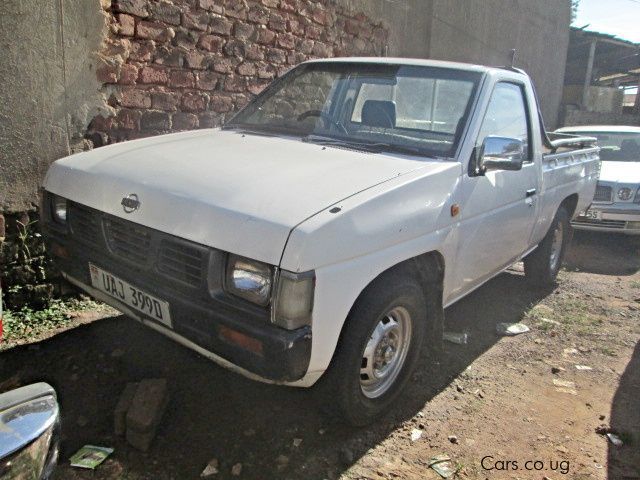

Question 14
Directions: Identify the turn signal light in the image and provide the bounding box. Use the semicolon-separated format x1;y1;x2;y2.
218;325;264;356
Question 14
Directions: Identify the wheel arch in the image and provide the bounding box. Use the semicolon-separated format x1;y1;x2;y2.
560;193;579;218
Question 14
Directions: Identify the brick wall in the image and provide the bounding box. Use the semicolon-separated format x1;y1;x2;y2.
87;0;389;145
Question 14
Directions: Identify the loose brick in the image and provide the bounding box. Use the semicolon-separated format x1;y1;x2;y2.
120;88;151;108
113;0;149;18
152;91;181;111
118;64;139;84
210;95;234;113
197;34;224;52
139;65;169;84
210;16;233;35
172;112;199;129
117;14;136;36
125;379;168;451
182;91;209;112
196;71;219;90
168;70;196;88
148;1;182;25
141;111;171;130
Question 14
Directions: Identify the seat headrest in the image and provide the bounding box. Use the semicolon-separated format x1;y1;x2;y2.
361;100;396;128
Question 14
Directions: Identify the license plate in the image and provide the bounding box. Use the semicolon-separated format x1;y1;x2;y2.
89;264;172;328
580;209;602;220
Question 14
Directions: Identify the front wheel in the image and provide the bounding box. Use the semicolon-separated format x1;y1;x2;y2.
318;272;428;426
524;206;570;287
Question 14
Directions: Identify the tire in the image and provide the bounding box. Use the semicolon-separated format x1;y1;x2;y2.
317;271;428;426
524;206;570;287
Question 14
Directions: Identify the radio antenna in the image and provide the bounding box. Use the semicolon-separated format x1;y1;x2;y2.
509;49;517;68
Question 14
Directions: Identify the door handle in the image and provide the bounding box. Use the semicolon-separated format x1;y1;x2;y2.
525;188;537;198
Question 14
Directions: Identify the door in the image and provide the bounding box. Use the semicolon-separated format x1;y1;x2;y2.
449;81;539;300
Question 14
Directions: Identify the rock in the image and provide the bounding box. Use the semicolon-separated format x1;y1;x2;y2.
276;455;289;471
455;384;464;393
496;322;530;336
201;458;219;477
599;415;606;421
448;435;458;444
551;366;564;374
410;429;423;442
292;438;302;447
231;463;242;476
474;389;485;399
556;445;568;454
126;379;169;451
318;429;326;435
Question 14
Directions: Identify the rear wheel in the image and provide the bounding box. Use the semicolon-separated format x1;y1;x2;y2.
524;206;570;287
318;272;428;426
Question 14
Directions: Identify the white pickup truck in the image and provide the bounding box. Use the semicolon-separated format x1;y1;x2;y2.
42;58;599;424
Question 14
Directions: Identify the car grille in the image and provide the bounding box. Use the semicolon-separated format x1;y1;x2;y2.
105;217;152;265
68;202;208;288
593;184;612;202
69;203;101;245
572;218;626;229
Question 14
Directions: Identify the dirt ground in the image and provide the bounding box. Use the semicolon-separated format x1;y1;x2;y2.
1;231;638;480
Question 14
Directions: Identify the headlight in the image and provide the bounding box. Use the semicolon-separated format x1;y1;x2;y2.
51;195;68;224
225;255;272;306
618;187;632;201
272;270;315;330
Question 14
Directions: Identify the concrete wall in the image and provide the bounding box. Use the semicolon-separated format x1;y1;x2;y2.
427;0;571;128
0;0;108;213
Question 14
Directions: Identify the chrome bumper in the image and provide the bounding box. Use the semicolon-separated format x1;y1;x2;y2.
572;205;640;235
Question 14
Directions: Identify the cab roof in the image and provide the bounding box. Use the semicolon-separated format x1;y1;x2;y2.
556;125;640;133
302;57;505;75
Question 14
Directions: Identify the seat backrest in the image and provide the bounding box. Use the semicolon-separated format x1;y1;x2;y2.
361;100;396;128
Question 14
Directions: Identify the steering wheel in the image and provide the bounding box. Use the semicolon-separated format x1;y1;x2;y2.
296;110;348;134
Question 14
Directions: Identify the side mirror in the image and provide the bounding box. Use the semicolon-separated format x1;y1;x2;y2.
478;136;525;173
0;383;60;479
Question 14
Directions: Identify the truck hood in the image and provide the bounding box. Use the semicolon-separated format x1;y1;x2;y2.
44;129;428;265
600;161;640;184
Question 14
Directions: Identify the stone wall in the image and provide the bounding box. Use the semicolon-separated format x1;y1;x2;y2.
87;0;388;144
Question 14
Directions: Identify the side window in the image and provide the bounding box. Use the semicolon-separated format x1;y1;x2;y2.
477;82;531;161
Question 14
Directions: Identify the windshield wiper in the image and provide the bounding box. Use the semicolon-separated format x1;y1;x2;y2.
303;135;433;157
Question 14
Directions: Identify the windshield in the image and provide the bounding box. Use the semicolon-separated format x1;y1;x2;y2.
225;62;482;158
569;132;640;162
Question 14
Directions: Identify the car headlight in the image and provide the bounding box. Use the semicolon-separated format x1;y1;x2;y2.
618;187;632;201
271;270;315;330
225;255;273;306
51;195;68;224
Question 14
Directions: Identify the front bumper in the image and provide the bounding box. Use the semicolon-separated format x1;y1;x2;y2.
572;205;640;235
43;201;311;383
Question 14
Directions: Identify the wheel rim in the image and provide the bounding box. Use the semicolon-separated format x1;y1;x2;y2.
549;221;564;272
360;306;412;399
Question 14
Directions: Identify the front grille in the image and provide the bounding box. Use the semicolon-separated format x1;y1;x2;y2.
593;184;612;202
66;202;208;288
158;240;207;287
104;217;152;265
573;218;626;229
69;203;101;244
